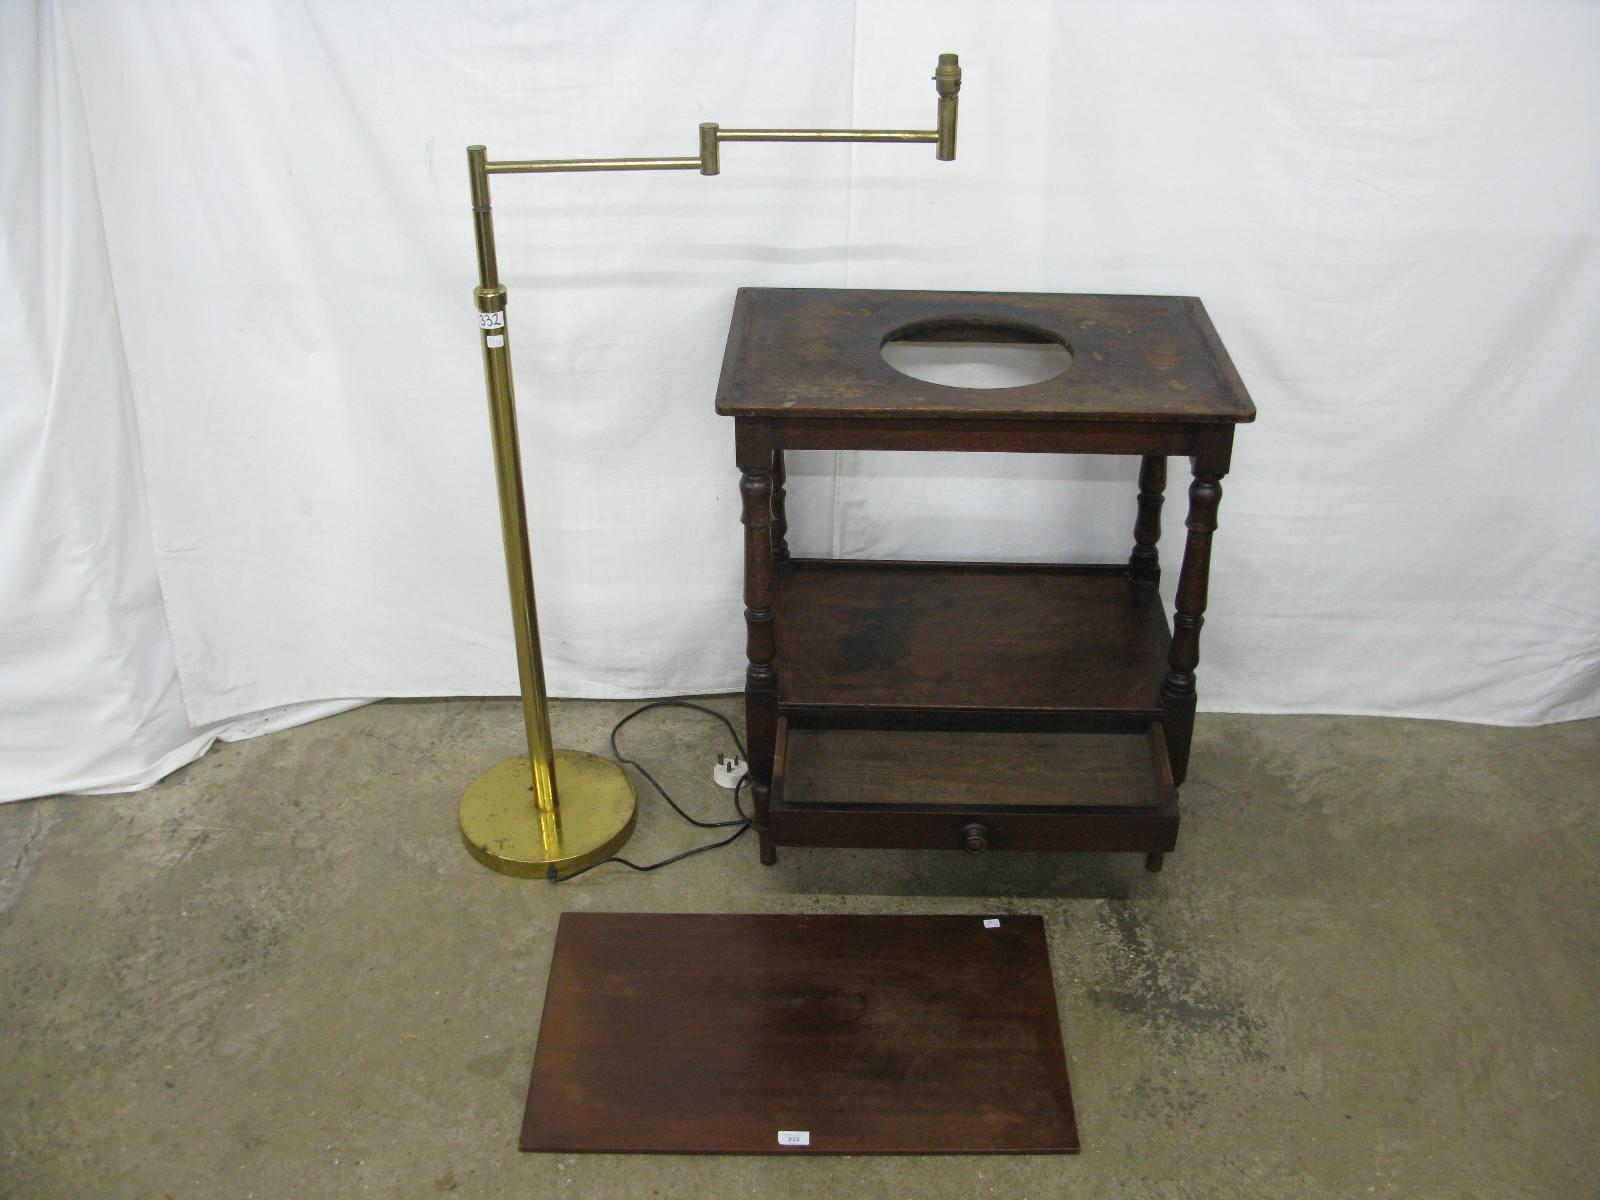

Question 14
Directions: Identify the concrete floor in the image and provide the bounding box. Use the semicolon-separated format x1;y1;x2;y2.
0;699;1596;1198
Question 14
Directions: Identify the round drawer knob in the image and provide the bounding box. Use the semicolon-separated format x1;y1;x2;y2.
962;822;989;854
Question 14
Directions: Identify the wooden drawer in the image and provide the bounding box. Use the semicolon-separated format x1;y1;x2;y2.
768;719;1178;855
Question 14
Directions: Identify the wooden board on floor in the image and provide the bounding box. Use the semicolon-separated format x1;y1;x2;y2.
520;912;1079;1155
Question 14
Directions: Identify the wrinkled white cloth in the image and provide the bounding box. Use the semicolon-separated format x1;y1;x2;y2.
4;1;1597;801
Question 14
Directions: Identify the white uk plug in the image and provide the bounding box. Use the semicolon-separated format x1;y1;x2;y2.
713;753;748;789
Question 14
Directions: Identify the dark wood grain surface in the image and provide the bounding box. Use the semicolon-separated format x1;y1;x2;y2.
520;912;1079;1154
775;559;1170;718
715;287;1256;423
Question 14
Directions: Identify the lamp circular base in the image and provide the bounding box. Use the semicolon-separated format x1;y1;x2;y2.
459;750;637;878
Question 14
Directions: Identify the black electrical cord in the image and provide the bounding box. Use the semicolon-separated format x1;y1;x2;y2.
546;700;751;883
610;700;748;829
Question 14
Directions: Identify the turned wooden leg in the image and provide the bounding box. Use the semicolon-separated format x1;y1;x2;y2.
1161;435;1229;787
771;448;790;569
1144;853;1165;873
1129;455;1165;583
738;427;779;865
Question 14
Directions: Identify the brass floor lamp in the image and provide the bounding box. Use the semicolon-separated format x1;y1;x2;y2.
459;54;963;878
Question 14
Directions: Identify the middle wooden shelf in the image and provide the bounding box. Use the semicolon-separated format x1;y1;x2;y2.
774;558;1171;727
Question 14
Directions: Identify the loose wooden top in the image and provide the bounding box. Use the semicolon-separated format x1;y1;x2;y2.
521;911;1078;1154
715;287;1255;423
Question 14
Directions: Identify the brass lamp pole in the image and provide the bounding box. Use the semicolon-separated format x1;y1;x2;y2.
459;54;963;879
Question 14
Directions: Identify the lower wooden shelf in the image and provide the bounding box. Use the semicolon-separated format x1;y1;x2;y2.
769;719;1178;855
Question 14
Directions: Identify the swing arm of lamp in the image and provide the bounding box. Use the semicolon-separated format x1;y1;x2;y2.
483;53;960;176
458;54;961;879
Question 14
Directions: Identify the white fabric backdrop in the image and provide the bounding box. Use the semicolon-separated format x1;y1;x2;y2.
1;1;359;803
4;0;1597;801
